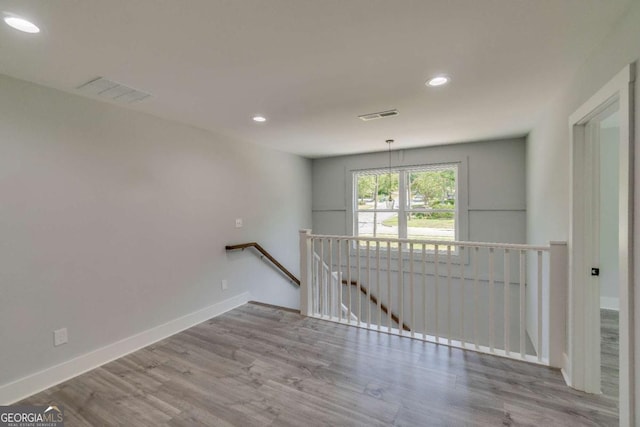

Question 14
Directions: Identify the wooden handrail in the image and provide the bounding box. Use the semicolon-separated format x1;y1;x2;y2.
225;242;301;286
225;242;409;331
343;280;411;331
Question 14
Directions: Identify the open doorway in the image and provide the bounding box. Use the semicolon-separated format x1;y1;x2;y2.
589;105;620;400
568;64;634;426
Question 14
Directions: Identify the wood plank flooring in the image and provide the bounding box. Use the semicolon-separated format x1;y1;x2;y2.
601;309;619;399
21;302;618;426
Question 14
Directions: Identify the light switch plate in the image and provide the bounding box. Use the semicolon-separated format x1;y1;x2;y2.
54;328;68;346
235;218;243;228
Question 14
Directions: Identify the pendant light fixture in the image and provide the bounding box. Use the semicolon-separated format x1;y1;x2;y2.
386;139;394;208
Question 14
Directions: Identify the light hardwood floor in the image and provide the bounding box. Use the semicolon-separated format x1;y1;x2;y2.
601;309;619;399
21;302;618;426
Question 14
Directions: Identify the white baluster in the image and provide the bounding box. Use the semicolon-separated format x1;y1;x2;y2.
474;247;479;349
504;249;510;355
460;246;465;347
320;238;325;317
434;245;439;342
422;243;427;340
447;245;452;345
338;239;343;322
366;240;371;328
356;239;361;323
520;250;526;358
376;241;381;330
387;241;392;330
398;241;404;334
410;243;415;338
311;238;317;316
489;247;495;353
347;239;352;323
537;250;543;362
328;239;333;319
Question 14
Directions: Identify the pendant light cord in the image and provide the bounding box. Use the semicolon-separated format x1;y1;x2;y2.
386;139;394;174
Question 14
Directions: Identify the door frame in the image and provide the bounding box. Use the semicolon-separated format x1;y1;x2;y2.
568;63;635;426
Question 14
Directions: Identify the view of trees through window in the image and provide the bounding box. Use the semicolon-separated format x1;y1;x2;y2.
355;165;457;243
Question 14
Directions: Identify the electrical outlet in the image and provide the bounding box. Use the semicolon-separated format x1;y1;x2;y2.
235;218;243;228
221;279;228;290
54;328;68;346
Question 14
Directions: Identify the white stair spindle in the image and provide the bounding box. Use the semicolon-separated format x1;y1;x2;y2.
504;249;510;354
520;249;526;358
460;246;465;347
328;239;333;319
338;239;343;322
387;241;392;330
376;242;381;330
489;247;495;353
366;240;371;328
312;238;317;315
410;243;415;338
537;250;543;362
320;238;325;317
356;239;361;323
422;243;427;340
447;245;452;345
347;239;352;323
434;245;439;342
398;241;404;333
474;247;479;349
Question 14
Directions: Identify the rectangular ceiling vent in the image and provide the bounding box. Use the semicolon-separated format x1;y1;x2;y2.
358;109;399;121
77;77;151;103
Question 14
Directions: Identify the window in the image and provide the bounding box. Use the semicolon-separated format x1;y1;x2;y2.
354;164;458;243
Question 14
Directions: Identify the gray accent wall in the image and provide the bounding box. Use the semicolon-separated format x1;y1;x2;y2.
312;138;527;245
0;74;311;388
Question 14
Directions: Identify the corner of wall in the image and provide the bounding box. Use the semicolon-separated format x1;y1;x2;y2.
0;292;251;405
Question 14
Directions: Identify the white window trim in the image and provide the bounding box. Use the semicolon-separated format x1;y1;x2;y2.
348;159;469;261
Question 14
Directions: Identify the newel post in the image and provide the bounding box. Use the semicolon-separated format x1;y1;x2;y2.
299;229;313;316
548;241;568;368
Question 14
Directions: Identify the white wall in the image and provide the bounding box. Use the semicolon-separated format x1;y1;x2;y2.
312;137;527;244
599;126;620;310
526;0;640;421
0;74;311;394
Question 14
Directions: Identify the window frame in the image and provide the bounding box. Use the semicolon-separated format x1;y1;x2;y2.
349;160;469;256
402;165;457;240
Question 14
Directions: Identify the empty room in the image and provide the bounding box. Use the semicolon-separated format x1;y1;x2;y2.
1;1;639;426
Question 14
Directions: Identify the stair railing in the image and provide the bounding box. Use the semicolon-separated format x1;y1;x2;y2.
226;241;406;329
299;229;568;368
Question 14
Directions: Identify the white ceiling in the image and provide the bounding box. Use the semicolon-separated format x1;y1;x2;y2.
0;0;631;157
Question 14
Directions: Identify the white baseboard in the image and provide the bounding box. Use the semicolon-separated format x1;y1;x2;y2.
0;292;251;405
526;328;539;357
561;353;572;387
600;296;619;311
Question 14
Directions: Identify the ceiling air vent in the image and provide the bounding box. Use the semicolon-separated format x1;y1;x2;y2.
76;77;151;103
358;109;399;121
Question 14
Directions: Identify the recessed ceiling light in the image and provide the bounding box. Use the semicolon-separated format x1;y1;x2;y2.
426;76;449;87
252;115;267;122
3;15;40;34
